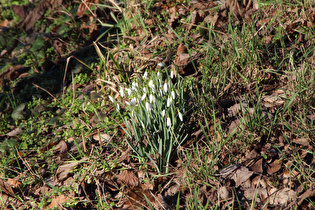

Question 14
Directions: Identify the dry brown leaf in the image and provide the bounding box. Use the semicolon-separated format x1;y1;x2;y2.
55;157;88;182
18;0;63;31
297;188;315;206
231;166;254;187
0;19;10;27
0;179;15;196
5;127;23;137
291;138;309;146
267;159;282;175
165;183;180;197
268;187;296;205
220;164;241;177
249;157;263;173
244;188;268;202
219;186;230;200
76;0;99;17
6;178;21;188
262;89;287;108
118;170;139;188
123;185;158;209
227;102;248;117
45;194;71;209
93;133;111;142
52;140;68;154
12;5;29;19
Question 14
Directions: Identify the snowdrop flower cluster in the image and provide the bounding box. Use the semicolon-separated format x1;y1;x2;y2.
108;70;187;174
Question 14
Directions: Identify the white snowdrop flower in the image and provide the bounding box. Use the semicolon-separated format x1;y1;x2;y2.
170;70;174;79
116;104;120;111
130;98;137;106
132;82;138;91
119;87;124;97
143;71;148;79
141;93;146;101
159;89;163;96
127;88;132;96
171;91;175;100
149;94;155;103
157;72;160;77
178;110;183;121
161;110;166;117
141;121;145;128
167;97;172;107
157;62;165;68
108;95;114;103
143;87;147;93
145;102;150;111
163;82;168;93
149;80;154;89
166;98;171;107
167;117;171;127
125;101;130;106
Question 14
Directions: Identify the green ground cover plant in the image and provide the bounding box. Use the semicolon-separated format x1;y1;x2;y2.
0;0;314;209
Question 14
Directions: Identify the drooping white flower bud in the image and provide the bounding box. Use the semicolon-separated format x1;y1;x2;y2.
108;95;114;103
119;87;124;97
143;71;148;79
167;117;171;127
163;82;168;93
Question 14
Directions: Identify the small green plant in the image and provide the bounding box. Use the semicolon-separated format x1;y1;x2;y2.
109;70;188;174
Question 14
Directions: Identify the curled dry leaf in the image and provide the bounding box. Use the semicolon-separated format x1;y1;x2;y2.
244;188;268;202
0;179;15;196
262;89;287;108
231;166;254;187
55;157;88;182
45;194;71;209
6;178;21;188
219;186;230;200
118;170;139;188
18;0;64;31
268;187;296;205
267;159;282;175
52;140;68;154
227;102;249;117
5;127;22;137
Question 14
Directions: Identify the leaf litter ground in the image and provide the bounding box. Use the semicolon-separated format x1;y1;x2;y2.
0;0;315;209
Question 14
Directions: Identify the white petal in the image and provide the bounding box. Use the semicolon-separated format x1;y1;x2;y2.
143;71;148;79
145;102;150;111
127;88;132;96
163;82;168;93
108;96;114;103
171;91;175;100
141;93;146;100
178;111;183;121
119;87;124;97
167;117;171;127
149;80;154;89
158;62;165;67
130;98;137;106
116;104;120;111
161;110;165;117
149;94;155;103
170;71;174;79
